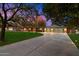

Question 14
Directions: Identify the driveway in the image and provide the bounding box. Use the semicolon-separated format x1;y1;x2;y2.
0;32;79;56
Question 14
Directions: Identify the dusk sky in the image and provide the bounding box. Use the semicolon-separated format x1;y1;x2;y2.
35;3;43;15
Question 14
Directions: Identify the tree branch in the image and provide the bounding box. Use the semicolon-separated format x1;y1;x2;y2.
7;4;22;21
8;9;20;21
0;13;3;20
2;3;7;21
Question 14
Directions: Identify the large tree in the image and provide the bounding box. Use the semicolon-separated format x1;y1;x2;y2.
0;3;31;41
43;3;79;33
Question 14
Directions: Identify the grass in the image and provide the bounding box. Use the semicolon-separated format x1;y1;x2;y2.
68;33;79;49
0;31;43;46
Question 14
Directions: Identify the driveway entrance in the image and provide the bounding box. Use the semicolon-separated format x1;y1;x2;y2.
0;33;79;56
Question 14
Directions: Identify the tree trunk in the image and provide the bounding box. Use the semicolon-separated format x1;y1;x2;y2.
66;27;70;33
0;21;6;41
42;28;45;32
36;27;39;32
31;28;33;32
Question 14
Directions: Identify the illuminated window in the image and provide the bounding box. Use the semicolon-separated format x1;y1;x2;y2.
40;28;42;30
24;28;26;31
44;28;46;30
9;27;13;31
51;28;53;32
29;28;31;30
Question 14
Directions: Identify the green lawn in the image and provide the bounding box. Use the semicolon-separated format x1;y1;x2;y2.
68;33;79;49
0;32;43;46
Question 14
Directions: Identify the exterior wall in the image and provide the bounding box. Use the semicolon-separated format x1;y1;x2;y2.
44;27;65;33
1;27;67;33
0;27;79;33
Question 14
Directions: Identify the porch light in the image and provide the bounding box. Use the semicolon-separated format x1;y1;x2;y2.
64;28;67;32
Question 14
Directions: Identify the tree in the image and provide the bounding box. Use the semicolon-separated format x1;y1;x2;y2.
43;3;79;33
62;4;79;33
43;4;65;26
43;4;59;18
0;3;31;41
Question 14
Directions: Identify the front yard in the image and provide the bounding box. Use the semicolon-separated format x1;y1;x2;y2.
0;32;43;46
68;33;79;49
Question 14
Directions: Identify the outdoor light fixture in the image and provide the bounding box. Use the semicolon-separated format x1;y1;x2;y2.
51;28;54;32
64;28;67;32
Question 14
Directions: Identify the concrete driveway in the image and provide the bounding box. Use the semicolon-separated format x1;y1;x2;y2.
0;32;79;56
